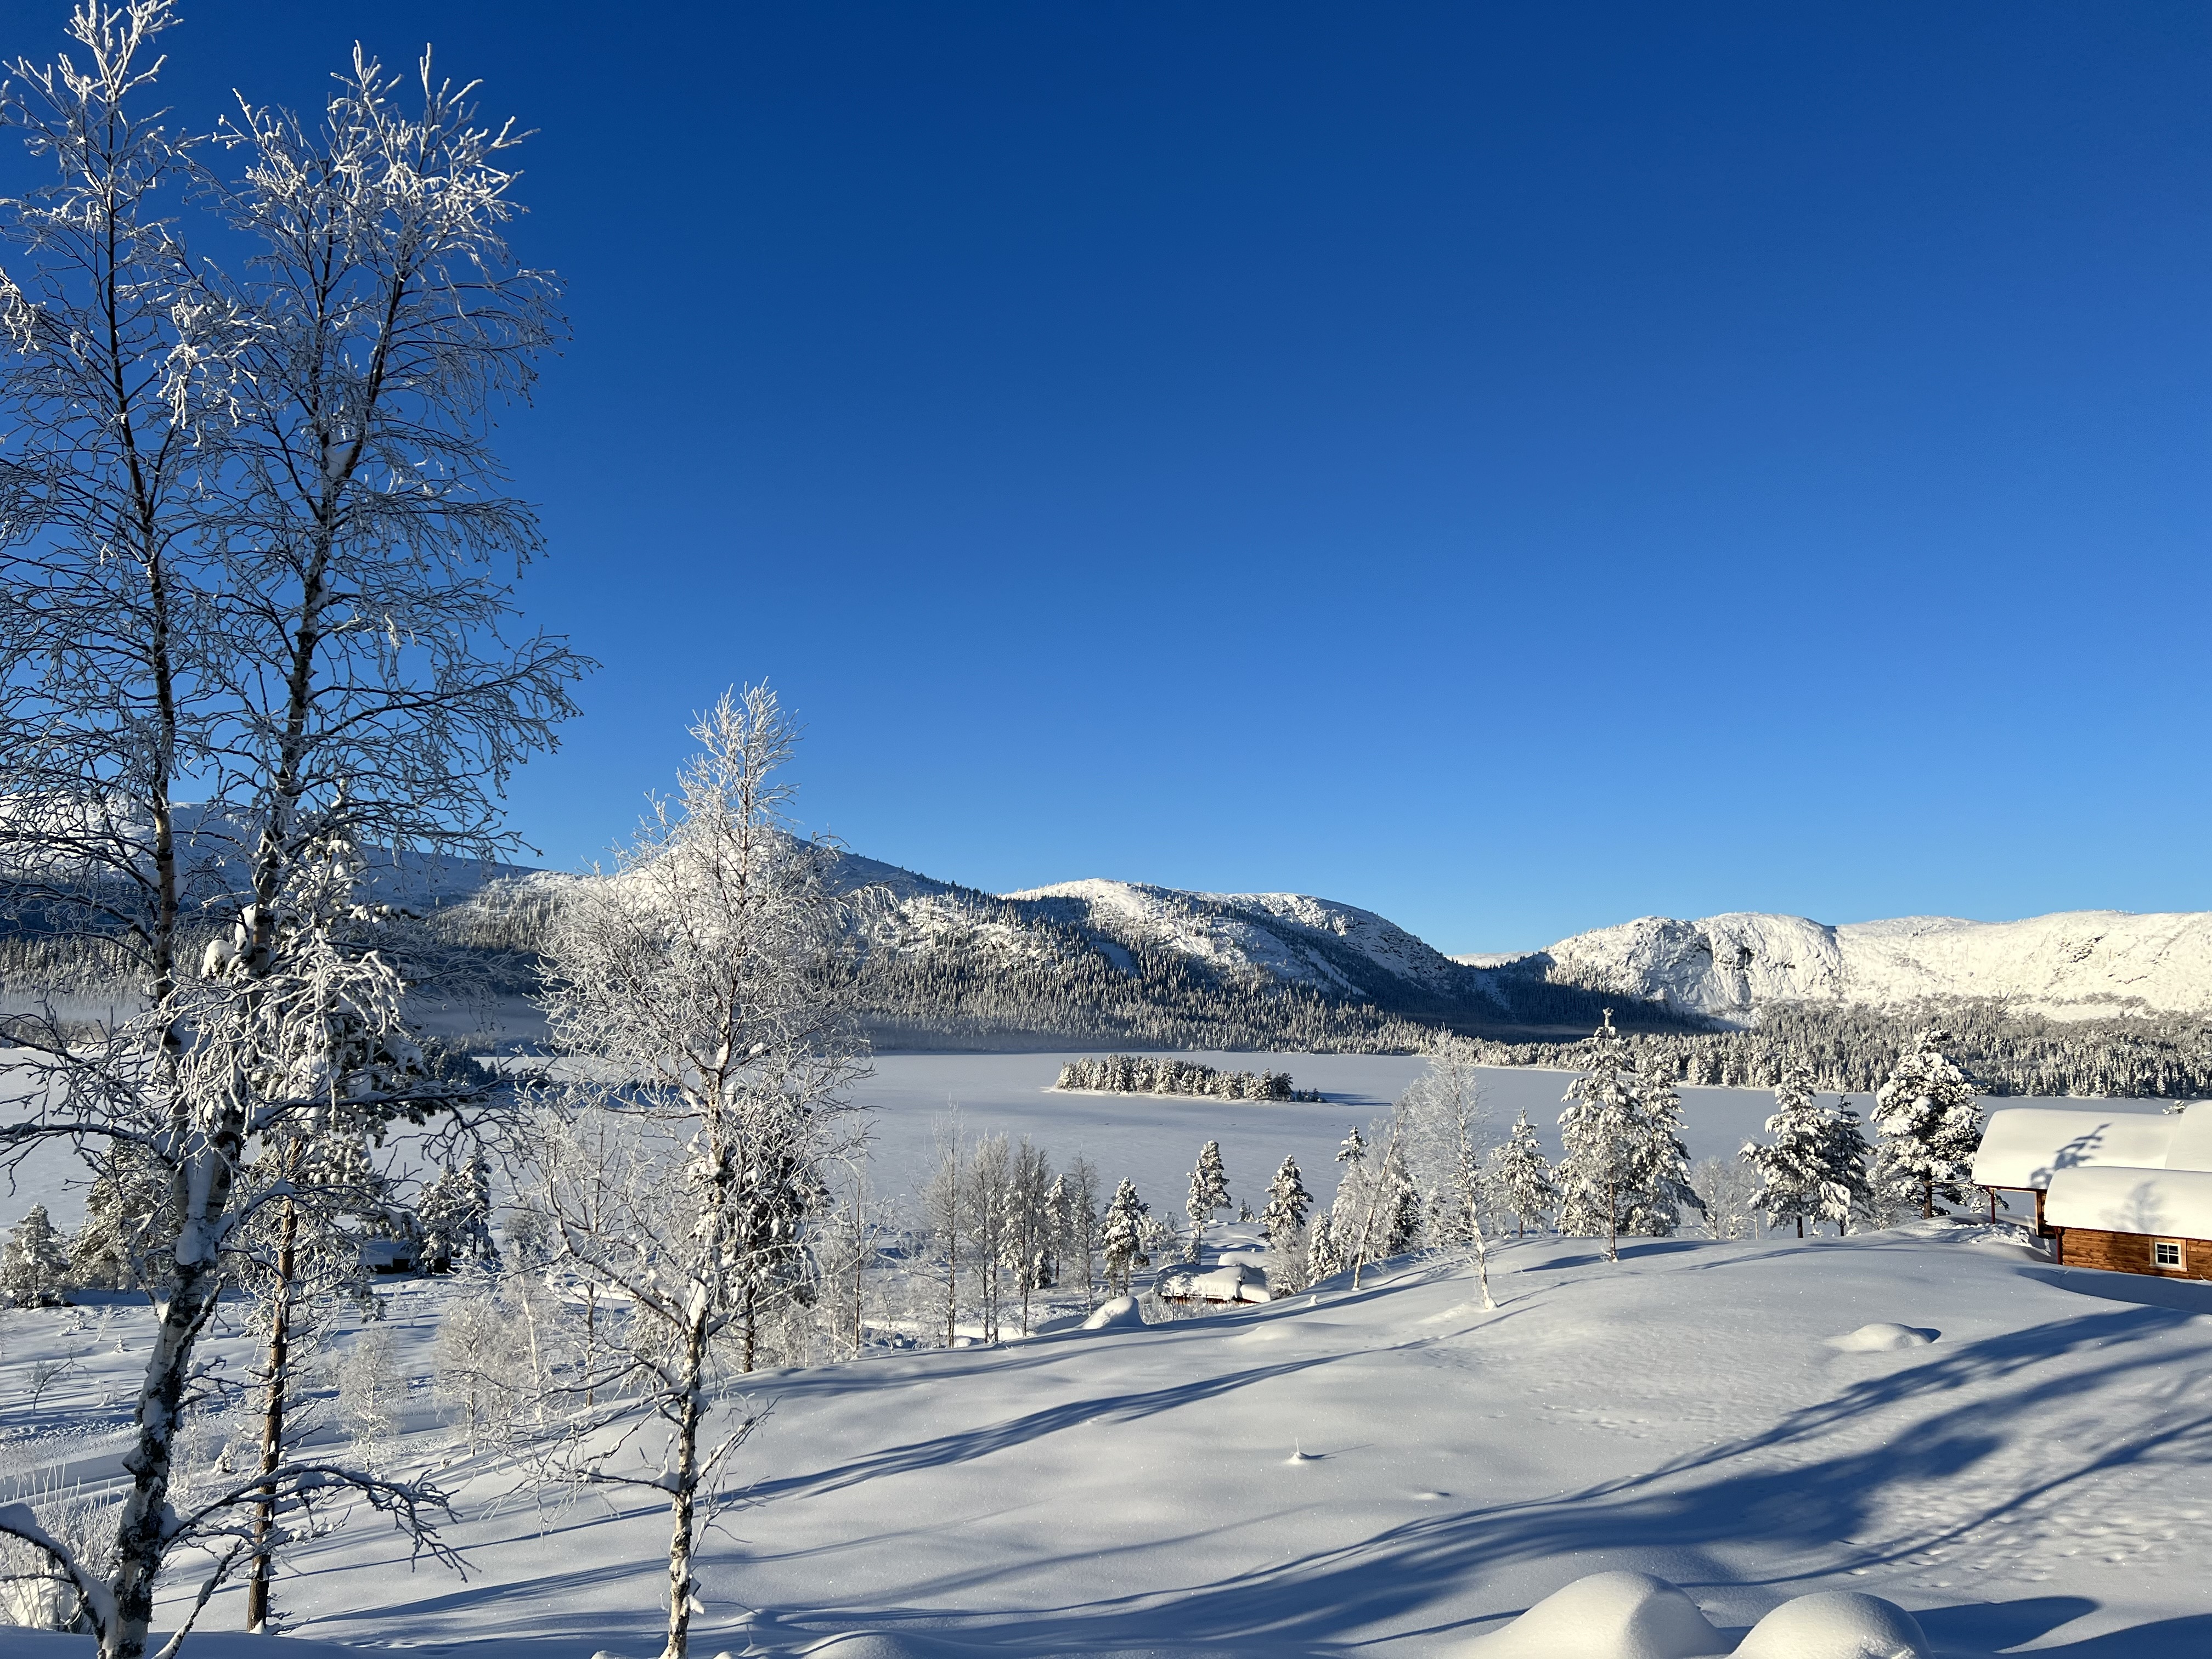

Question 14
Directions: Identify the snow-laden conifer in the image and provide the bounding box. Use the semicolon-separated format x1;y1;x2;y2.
1101;1178;1150;1296
1623;1060;1705;1238
1183;1140;1232;1262
1260;1156;1312;1293
1556;1012;1641;1260
1327;1119;1422;1287
1305;1210;1339;1284
1057;1156;1102;1307
1489;1111;1556;1238
1741;1064;1829;1238
1007;1138;1056;1335
1815;1101;1876;1233
417;1158;500;1273
1;1204;69;1306
1871;1029;1985;1217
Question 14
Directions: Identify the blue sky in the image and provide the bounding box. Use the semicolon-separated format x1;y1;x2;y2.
31;1;2209;952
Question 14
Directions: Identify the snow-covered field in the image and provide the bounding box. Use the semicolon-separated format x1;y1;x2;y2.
2;1058;2203;1658
4;1221;2209;1656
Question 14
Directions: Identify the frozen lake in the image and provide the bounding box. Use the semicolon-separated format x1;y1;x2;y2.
0;1046;2179;1231
833;1049;2177;1222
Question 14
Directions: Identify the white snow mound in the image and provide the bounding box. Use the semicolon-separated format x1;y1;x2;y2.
1458;1570;1728;1658
1826;1322;1937;1352
1081;1295;1145;1330
1734;1591;1929;1658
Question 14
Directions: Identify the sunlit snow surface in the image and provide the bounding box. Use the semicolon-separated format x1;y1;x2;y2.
0;1059;2205;1657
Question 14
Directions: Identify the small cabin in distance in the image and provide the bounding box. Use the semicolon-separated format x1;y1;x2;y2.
1973;1101;2212;1281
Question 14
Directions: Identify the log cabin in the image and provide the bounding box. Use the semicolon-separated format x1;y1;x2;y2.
1971;1101;2212;1281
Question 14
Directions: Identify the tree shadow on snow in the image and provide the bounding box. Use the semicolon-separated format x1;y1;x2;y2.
740;1302;2212;1658
1522;1239;1707;1271
2022;1265;2212;1314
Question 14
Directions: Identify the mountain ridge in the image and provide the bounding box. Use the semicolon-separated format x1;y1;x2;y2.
1482;906;2212;1024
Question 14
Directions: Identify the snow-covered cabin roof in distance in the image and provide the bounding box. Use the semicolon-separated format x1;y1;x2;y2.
2044;1166;2212;1239
1155;1260;1271;1304
1971;1103;2212;1189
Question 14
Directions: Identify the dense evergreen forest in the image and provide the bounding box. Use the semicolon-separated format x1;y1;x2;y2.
1476;997;2212;1098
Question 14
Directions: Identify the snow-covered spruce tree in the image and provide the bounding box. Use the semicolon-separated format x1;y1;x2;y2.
1871;1029;1985;1218
1306;1210;1339;1283
531;687;864;1659
1815;1099;1876;1234
66;1144;170;1293
1056;1155;1101;1307
1183;1139;1232;1263
1326;1125;1376;1286
1622;1058;1704;1238
1381;1138;1425;1257
1556;1012;1641;1260
1260;1155;1312;1294
416;1156;500;1273
1741;1063;1829;1238
1488;1111;1555;1238
1006;1138;1056;1336
1101;1178;1150;1296
2;1203;70;1306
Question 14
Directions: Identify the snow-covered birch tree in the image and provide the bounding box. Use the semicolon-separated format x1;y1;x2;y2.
0;15;583;1655
1401;1035;1495;1305
0;0;229;1050
529;686;865;1659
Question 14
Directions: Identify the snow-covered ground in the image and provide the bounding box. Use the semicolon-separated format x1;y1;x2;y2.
4;1222;2210;1656
3;1059;2203;1658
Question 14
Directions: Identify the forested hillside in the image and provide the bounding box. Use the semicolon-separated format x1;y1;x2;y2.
15;854;2212;1094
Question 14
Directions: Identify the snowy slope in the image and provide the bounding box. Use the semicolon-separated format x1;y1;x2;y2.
3;1224;2207;1656
1500;908;2212;1022
1006;878;1476;1005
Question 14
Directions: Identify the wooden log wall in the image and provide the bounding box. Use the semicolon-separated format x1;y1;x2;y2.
2052;1227;2212;1282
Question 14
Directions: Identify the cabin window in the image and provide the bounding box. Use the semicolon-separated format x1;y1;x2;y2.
2153;1240;2184;1269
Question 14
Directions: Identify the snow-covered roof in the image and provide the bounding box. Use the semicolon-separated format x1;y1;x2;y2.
1970;1104;2212;1189
1155;1260;1271;1303
2045;1165;2212;1239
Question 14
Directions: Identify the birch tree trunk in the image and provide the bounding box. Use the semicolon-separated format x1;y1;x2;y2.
244;1195;298;1632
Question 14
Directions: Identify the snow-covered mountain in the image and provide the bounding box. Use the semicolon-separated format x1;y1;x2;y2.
1489;909;2212;1023
1003;878;1474;1006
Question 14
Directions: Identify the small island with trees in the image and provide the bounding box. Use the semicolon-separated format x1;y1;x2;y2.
1053;1054;1324;1102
